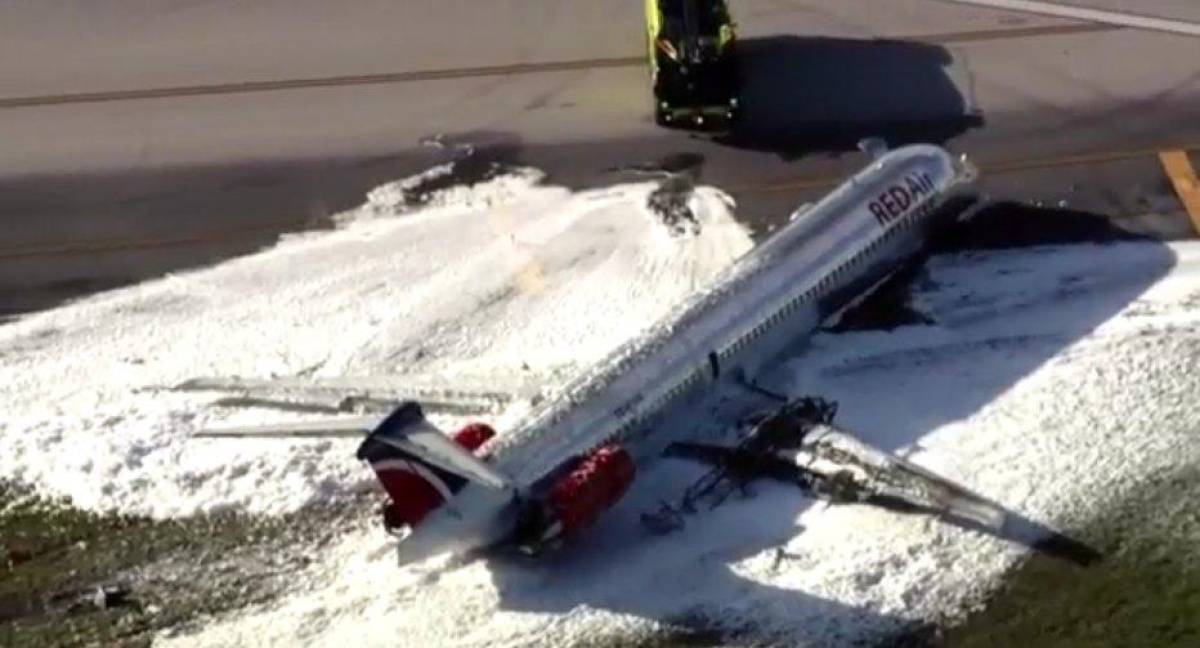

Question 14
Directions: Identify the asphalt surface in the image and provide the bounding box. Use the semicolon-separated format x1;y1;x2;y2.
1;0;1198;316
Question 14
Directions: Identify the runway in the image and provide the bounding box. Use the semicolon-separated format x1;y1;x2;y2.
2;0;1198;315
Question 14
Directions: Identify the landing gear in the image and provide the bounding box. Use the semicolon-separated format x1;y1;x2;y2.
654;100;672;127
726;97;741;128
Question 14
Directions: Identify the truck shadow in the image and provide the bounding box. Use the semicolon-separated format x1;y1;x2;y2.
478;205;1174;643
716;35;984;159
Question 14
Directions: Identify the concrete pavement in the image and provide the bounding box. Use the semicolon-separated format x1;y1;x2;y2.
2;0;1197;315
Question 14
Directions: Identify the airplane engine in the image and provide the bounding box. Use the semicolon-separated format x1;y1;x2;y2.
515;443;636;553
365;422;497;533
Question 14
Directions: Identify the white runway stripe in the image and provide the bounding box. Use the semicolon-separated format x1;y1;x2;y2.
936;0;1200;37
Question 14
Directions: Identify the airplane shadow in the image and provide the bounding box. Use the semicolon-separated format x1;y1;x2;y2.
471;204;1174;643
714;35;984;159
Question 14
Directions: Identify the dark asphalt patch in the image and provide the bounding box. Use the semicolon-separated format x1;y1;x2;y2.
934;201;1149;251
398;136;524;209
646;176;703;237
605;151;710;237
828;261;934;333
831;201;1151;333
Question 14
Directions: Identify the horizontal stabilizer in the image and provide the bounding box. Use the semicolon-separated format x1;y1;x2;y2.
194;415;383;438
166;375;531;415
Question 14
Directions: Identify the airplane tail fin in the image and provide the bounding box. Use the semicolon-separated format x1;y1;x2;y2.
195;400;520;563
354;402;511;531
857;137;889;159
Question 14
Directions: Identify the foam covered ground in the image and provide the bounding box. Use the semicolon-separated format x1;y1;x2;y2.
0;169;750;516
165;237;1200;647
4;168;1199;646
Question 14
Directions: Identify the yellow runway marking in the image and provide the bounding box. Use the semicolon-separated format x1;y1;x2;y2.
516;261;548;294
1158;150;1200;234
483;207;547;296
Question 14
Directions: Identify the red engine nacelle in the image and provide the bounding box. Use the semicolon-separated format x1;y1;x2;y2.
373;422;496;533
517;443;637;552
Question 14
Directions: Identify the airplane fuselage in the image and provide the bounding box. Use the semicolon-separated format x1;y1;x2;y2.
396;144;978;564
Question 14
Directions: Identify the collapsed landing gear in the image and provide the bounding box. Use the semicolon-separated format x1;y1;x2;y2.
812;469;868;504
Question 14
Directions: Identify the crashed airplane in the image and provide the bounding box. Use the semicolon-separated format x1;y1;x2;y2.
197;143;1001;565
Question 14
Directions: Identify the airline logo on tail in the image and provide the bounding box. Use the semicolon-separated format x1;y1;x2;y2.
355;402;498;531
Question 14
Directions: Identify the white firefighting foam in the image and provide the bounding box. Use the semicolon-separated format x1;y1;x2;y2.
4;165;1200;646
0;169;751;517
166;239;1200;647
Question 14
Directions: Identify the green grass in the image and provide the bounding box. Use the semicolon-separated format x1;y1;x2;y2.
933;469;1200;647
0;480;365;647
10;463;1199;647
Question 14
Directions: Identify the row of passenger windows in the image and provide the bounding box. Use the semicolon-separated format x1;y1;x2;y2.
649;201;937;416
713;201;931;362
631;359;710;429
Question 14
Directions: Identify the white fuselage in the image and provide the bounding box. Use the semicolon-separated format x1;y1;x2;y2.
396;144;977;564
